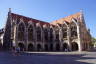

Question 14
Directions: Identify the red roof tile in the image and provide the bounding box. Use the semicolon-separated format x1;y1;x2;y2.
11;13;51;26
51;12;81;25
11;12;81;26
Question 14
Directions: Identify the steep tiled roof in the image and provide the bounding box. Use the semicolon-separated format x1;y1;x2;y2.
51;12;81;25
10;12;81;26
11;13;51;26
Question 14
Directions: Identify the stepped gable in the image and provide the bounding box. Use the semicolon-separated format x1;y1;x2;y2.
51;12;81;25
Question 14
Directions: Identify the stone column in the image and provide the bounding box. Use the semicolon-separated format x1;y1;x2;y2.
13;25;17;47
59;28;62;51
67;26;71;51
34;26;37;51
25;27;28;51
77;25;82;52
53;30;56;51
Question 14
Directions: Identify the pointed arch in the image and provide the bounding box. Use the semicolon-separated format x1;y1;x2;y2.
71;42;78;51
36;23;42;42
28;43;34;51
55;26;60;42
70;18;78;38
50;25;55;42
43;27;48;42
49;28;54;42
17;20;26;41
18;43;25;51
28;24;34;41
62;21;68;39
72;18;78;26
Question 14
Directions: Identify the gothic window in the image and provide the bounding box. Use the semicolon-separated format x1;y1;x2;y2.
36;26;41;42
44;28;48;42
28;25;34;41
71;22;77;37
18;23;25;41
50;28;53;42
62;24;67;38
55;27;59;42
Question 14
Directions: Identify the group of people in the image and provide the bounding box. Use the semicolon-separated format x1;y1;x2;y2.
12;46;20;56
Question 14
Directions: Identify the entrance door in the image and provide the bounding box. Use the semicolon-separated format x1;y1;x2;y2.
71;42;78;51
63;43;68;51
28;44;34;51
18;43;25;51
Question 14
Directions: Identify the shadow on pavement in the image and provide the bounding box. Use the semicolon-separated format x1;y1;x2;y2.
0;51;96;64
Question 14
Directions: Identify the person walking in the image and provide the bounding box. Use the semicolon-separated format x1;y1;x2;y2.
15;46;20;56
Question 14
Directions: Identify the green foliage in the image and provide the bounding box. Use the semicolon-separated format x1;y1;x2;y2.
92;37;96;43
92;37;96;46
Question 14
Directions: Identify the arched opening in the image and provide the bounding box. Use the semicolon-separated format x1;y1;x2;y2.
63;43;68;51
36;27;41;42
44;44;48;51
71;42;78;51
37;44;42;51
70;21;77;38
28;44;34;51
28;25;34;41
18;43;25;51
18;23;25;41
49;28;53;42
62;24;67;39
55;27;59;42
44;28;48;42
56;43;60;51
49;44;53;51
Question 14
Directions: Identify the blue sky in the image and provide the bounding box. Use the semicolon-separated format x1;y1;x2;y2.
0;0;96;37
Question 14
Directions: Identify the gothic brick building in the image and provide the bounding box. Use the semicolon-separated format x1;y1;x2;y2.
3;9;91;51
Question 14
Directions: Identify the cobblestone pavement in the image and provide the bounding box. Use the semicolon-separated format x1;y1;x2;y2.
0;51;96;64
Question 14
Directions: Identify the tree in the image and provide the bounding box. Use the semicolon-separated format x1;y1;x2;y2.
92;37;96;47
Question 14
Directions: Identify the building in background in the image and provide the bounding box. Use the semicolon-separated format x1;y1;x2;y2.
3;9;92;51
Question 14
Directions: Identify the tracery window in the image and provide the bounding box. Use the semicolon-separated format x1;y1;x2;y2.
55;27;59;42
18;23;25;41
49;28;53;42
28;25;34;41
44;28;48;42
62;24;67;38
71;22;77;37
36;26;41;41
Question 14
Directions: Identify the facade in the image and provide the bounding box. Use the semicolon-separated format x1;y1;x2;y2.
3;9;92;51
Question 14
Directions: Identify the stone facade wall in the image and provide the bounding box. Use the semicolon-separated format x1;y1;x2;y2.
3;10;92;51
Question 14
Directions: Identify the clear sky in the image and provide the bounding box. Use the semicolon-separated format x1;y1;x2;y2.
0;0;96;37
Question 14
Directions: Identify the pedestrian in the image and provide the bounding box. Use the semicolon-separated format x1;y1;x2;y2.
15;46;20;56
12;46;16;56
65;48;68;52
